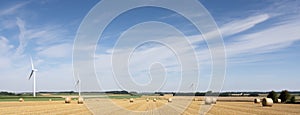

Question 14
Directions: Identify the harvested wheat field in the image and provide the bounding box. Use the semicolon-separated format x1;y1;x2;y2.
1;97;300;115
84;97;300;115
0;101;92;115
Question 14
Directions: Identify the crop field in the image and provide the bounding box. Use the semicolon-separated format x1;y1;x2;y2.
0;101;91;115
0;97;299;115
0;96;64;102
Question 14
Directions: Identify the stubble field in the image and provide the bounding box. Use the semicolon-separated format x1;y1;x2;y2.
0;97;299;115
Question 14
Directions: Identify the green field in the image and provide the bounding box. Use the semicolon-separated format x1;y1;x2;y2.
0;96;64;102
0;94;141;102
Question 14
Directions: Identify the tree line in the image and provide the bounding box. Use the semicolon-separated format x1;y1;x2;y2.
267;90;297;103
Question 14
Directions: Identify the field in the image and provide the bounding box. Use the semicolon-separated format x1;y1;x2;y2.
0;101;91;115
0;96;64;102
0;96;300;115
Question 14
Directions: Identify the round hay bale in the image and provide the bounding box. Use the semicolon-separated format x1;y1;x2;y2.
153;98;157;102
129;98;134;103
212;98;217;104
277;99;281;103
262;98;273;107
77;97;84;104
19;98;24;102
205;97;212;105
193;98;199;101
146;98;149;102
193;98;197;101
65;97;71;103
254;98;261;103
168;98;172;103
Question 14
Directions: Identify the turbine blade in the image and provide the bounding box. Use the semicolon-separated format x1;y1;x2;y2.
30;57;34;70
28;70;34;80
75;80;79;86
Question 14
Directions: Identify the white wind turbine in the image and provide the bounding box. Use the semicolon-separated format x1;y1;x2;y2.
75;74;81;96
28;57;38;97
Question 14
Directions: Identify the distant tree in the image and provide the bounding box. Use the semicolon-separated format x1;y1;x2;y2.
249;93;259;97
0;91;16;96
195;92;205;96
206;91;213;96
290;96;296;103
219;93;230;97
267;90;278;103
279;90;291;103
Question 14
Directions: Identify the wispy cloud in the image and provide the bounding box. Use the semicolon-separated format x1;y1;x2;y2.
0;17;75;92
92;10;300;91
0;1;30;17
15;17;27;57
0;36;14;69
220;14;270;37
1;0;299;92
226;15;300;63
14;17;72;58
0;36;14;54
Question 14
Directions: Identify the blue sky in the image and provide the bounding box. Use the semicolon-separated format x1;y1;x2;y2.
0;0;299;92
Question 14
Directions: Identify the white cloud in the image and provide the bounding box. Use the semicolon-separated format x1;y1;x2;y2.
1;1;299;92
226;16;300;63
0;36;14;54
0;36;14;69
91;12;300;91
14;17;72;58
37;43;72;58
220;14;270;37
0;1;29;17
0;15;74;92
15;17;27;57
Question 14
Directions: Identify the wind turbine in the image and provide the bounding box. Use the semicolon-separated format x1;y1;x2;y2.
75;76;84;104
75;75;81;96
28;57;38;97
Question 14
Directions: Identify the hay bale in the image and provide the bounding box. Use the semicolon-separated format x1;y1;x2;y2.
212;98;217;104
146;98;149;102
168;98;172;103
205;97;212;105
19;98;24;102
277;99;281;103
153;98;157;102
262;98;273;107
193;98;198;101
129;98;134;103
77;97;84;104
65;97;71;103
254;98;261;103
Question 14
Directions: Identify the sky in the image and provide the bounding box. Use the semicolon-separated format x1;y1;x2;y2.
0;0;299;93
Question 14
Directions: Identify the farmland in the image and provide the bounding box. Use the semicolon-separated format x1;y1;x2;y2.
0;101;91;115
0;96;64;102
1;96;300;115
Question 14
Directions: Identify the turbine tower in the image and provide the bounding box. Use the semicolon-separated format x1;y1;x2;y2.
75;79;81;96
28;57;38;97
75;74;81;96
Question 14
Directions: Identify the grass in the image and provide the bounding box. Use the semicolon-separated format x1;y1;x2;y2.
0;94;141;101
0;96;64;102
